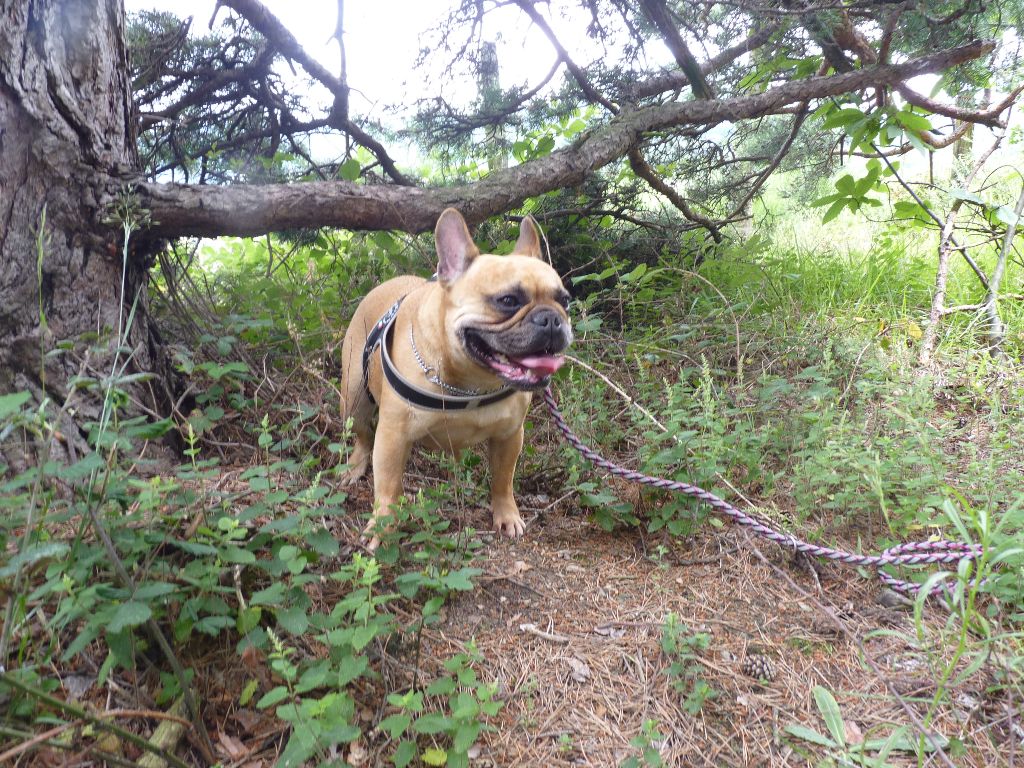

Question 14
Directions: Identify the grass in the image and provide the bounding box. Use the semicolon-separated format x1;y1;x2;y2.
2;203;1023;765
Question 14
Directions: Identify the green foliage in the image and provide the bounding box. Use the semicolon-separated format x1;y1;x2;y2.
620;719;666;768
561;211;1024;602
660;613;715;715
0;222;512;766
785;686;948;766
382;644;502;768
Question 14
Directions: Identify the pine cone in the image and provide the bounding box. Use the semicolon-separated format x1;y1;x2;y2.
741;653;776;682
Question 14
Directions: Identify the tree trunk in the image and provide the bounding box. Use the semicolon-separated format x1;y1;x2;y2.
0;0;164;465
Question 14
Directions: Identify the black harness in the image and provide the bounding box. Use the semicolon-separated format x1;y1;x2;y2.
361;297;514;411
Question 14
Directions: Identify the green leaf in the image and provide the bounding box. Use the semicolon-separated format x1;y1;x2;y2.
125;418;175;439
441;567;481;592
412;712;451;735
994;205;1020;227
809;193;841;207
340;158;362;181
422;747;448;766
256;685;290;709
250;582;286;605
452;720;482;753
204;361;249;380
237;606;262;635
0;391;31;420
222;546;256;565
812;686;846;746
133;582;178;601
351;623;380;651
107;601;152;634
621;263;647;283
426;676;456;696
894;110;932;132
821;200;847;224
277;606;309;635
821;107;865;130
378;713;412;739
784;724;835;748
949;187;984;205
393;740;417;768
239;678;259;707
0;542;70;578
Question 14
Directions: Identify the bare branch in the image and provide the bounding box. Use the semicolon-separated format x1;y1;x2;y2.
896;82;1023;128
333;0;349;125
628;22;781;100
722;104;809;225
513;0;619;113
627;147;722;240
219;0;413;184
139;40;996;238
637;0;714;99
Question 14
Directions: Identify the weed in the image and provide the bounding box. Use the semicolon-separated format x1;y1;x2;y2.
621;718;666;768
660;613;715;715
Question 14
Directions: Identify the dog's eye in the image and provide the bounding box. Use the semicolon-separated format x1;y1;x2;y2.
556;293;570;309
497;294;520;309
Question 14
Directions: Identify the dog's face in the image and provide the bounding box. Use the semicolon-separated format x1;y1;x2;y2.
435;209;572;391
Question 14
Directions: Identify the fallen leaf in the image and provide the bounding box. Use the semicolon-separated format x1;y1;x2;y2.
593;624;626;639
216;732;249;760
510;560;532;575
565;655;591;683
347;739;368;766
844;720;864;746
231;708;261;732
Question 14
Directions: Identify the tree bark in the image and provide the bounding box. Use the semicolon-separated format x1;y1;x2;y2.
138;39;994;238
0;0;165;463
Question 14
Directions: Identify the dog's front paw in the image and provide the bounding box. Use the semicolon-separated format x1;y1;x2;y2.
338;460;369;486
492;508;526;538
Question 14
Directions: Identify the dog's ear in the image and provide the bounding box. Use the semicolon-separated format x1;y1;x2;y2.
435;208;480;283
513;215;543;259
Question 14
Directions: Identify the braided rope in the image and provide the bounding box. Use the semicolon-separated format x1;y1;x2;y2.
542;387;983;596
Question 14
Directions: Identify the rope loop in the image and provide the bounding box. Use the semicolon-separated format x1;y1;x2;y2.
542;387;984;597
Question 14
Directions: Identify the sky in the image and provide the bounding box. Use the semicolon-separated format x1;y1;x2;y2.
123;0;591;124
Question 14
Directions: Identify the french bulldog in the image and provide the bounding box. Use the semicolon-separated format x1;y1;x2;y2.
339;208;572;547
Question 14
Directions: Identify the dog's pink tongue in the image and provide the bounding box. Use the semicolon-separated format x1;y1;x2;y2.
511;354;565;376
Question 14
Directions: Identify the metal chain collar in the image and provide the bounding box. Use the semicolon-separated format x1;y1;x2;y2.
408;325;505;398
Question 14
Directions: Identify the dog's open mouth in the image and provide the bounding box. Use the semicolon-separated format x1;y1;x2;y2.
463;330;565;389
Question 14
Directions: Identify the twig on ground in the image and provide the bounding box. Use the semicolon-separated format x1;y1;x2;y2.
519;623;571;644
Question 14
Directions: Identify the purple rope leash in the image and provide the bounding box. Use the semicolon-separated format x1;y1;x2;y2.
543;386;983;596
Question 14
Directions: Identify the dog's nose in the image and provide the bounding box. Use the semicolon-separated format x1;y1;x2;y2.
530;308;562;330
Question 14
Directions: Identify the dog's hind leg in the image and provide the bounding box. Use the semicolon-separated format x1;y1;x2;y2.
338;318;376;485
339;388;374;485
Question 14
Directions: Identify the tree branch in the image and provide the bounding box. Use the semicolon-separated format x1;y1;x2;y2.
219;0;412;184
627;147;722;240
138;39;996;237
513;0;618;113
627;22;780;101
896;82;1023;128
638;0;713;99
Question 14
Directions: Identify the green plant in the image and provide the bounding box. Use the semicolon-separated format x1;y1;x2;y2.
620;719;666;768
379;643;503;768
784;686;947;767
660;613;715;715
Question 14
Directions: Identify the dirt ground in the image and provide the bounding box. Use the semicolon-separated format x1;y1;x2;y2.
424;507;1005;767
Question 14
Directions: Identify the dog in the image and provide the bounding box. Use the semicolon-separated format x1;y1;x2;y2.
339;208;572;548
